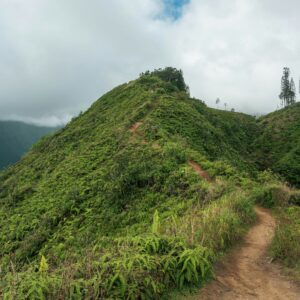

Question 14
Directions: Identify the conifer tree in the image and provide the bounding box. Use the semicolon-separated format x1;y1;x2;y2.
279;67;295;107
289;78;296;105
279;67;290;107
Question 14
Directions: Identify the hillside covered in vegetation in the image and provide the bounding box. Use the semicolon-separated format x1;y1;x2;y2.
0;68;299;299
0;121;58;170
254;103;300;187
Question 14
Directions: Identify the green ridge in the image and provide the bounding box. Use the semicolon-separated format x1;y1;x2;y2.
0;70;298;298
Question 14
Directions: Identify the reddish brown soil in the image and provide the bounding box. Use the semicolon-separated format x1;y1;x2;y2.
188;160;212;181
129;121;143;133
197;207;300;300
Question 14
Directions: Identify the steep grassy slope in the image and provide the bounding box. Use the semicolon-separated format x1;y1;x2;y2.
254;103;300;187
0;77;257;254
0;74;266;298
0;121;58;169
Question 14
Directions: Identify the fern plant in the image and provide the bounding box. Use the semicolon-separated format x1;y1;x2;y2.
39;255;49;273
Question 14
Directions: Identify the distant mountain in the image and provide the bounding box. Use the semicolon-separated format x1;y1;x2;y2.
0;120;58;169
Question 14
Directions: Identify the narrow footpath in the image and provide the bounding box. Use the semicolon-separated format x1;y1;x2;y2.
197;207;300;300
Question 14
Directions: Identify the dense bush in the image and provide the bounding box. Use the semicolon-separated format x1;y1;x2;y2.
139;67;189;94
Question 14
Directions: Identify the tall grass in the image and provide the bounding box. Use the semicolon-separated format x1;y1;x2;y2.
271;206;300;279
162;190;256;253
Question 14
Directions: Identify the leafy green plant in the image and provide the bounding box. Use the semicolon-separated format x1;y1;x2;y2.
174;247;212;288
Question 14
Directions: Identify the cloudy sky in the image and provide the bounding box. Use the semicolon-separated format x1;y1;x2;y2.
1;0;300;126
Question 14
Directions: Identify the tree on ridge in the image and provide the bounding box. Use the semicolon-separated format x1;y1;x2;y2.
279;67;296;107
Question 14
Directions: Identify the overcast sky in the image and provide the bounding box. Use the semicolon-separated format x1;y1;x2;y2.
1;0;300;126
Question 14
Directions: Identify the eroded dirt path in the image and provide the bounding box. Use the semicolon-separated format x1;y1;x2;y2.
198;207;300;300
188;160;211;182
129;121;143;133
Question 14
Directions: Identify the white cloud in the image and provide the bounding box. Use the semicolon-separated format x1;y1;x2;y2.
168;0;300;113
0;0;299;125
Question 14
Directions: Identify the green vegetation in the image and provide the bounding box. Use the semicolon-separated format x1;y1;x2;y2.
140;67;189;94
254;102;300;187
249;177;300;280
271;206;300;279
246;97;300;284
0;121;58;169
258;185;300;280
0;68;299;298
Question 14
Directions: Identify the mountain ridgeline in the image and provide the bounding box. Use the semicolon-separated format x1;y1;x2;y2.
0;121;58;169
0;68;299;299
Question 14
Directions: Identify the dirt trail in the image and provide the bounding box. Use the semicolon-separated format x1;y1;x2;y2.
198;206;300;300
129;121;143;133
188;160;211;182
128;121;161;149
